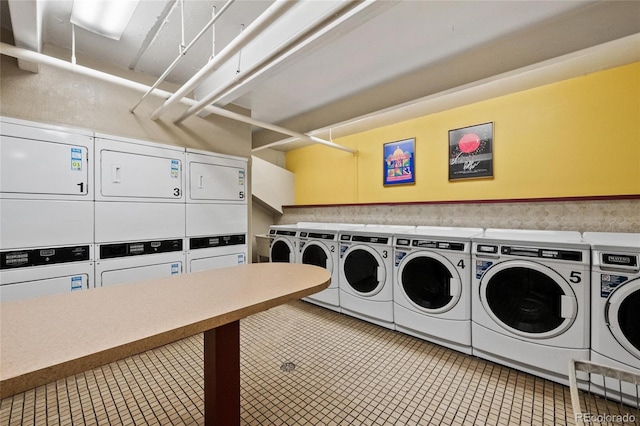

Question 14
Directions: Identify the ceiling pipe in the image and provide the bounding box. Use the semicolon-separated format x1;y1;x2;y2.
150;0;297;121
0;42;356;154
130;0;236;113
174;0;363;125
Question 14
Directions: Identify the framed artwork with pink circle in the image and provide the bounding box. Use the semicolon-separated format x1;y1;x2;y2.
448;122;493;180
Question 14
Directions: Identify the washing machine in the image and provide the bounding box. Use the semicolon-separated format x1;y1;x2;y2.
186;234;247;273
583;232;640;405
269;224;300;263
472;229;591;387
95;238;185;287
1;244;94;302
298;223;363;312
339;225;415;329
394;226;483;354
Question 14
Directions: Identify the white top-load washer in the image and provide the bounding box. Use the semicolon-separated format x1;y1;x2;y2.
472;229;591;387
298;223;364;312
583;232;640;405
269;224;300;263
394;226;483;354
339;225;415;329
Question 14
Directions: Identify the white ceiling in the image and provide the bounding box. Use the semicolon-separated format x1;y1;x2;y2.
3;0;640;151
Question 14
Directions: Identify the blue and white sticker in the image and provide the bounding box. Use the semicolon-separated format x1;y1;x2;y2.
395;251;408;267
238;169;245;186
171;263;180;275
600;274;628;298
71;148;83;171
71;275;83;291
238;254;246;264
476;260;493;279
171;159;180;178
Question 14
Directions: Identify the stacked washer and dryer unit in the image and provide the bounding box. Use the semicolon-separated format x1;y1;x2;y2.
1;117;249;301
1;117;95;301
583;232;640;405
94;135;186;287
185;149;248;273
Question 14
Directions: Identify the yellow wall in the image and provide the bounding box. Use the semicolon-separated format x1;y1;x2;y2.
287;62;640;205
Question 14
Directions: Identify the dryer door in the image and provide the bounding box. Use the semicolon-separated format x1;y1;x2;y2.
398;251;461;314
479;260;577;339
606;278;640;360
343;244;386;296
270;238;295;263
301;241;333;274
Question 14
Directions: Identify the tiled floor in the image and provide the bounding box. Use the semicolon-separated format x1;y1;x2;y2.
1;300;638;425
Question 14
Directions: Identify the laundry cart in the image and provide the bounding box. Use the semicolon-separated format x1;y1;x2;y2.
0;117;95;300
185;149;248;272
94;134;186;287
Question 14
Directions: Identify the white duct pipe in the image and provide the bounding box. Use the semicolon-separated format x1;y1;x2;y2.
0;42;356;154
150;0;297;121
130;0;236;113
174;0;362;125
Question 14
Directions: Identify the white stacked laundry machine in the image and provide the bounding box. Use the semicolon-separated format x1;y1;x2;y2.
393;226;482;354
93;134;186;287
0;117;95;301
185;149;248;272
583;232;640;405
472;229;591;387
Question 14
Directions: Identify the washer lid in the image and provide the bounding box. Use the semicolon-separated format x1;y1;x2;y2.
583;232;640;253
478;228;589;250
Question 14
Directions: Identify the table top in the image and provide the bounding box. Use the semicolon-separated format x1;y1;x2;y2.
0;263;330;398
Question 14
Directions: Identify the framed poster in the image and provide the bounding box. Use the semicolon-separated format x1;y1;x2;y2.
384;138;415;185
448;122;493;180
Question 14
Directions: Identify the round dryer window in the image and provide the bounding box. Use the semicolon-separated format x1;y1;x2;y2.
607;282;640;360
302;244;329;270
480;261;577;338
399;253;460;313
344;247;385;295
271;241;292;263
302;242;333;273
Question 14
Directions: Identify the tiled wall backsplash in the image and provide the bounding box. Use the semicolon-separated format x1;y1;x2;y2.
279;199;639;232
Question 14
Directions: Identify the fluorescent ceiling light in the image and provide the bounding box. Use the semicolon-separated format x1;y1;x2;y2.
70;0;139;40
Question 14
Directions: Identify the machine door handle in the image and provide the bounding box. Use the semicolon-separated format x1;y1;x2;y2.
111;165;121;183
560;295;577;319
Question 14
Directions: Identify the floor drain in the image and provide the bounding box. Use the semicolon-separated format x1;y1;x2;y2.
280;361;296;372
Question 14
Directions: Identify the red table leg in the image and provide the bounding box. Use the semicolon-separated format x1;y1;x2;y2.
204;320;240;426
